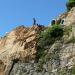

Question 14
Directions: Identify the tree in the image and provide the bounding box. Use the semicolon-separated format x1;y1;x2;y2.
66;0;75;11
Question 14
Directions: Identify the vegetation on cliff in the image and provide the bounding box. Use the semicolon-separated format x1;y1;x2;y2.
1;0;75;75
38;25;63;48
36;24;63;72
66;0;75;11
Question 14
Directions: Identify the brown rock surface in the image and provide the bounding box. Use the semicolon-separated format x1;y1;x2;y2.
0;25;44;75
56;7;75;26
64;7;75;26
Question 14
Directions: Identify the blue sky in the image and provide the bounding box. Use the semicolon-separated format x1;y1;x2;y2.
0;0;67;36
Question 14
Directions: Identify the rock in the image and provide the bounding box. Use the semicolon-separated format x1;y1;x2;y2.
44;72;49;75
1;7;75;75
64;7;75;26
0;25;44;75
33;72;37;75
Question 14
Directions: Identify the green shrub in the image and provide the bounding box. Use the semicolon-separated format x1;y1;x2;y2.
71;65;75;75
69;0;75;2
58;65;75;75
36;57;45;72
38;27;54;48
37;25;63;59
38;25;63;47
36;25;64;72
50;25;63;38
66;0;75;11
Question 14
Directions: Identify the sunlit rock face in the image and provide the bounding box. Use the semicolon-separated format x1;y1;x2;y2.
1;7;75;75
56;7;75;26
0;25;44;75
64;7;75;26
51;7;75;27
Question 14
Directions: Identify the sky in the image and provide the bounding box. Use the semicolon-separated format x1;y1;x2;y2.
0;0;67;36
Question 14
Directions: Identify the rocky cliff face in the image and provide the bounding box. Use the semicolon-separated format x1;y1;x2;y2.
1;7;75;75
54;7;75;27
64;7;75;26
0;25;44;75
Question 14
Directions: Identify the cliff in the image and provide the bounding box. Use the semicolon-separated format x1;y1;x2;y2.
0;25;44;75
0;7;75;75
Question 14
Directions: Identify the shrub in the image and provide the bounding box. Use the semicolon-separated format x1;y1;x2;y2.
71;65;75;75
50;25;63;38
38;25;63;47
36;25;63;71
38;27;54;48
37;25;63;59
66;0;75;11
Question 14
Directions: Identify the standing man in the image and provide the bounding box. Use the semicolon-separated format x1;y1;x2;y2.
33;18;36;25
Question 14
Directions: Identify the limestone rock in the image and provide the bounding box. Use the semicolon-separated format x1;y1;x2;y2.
1;7;75;75
56;7;75;26
0;25;44;75
64;7;75;26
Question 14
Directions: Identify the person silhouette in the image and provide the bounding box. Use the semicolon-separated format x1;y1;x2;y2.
33;18;36;25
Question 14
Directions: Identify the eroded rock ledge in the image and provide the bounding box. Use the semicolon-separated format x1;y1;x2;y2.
0;25;44;75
